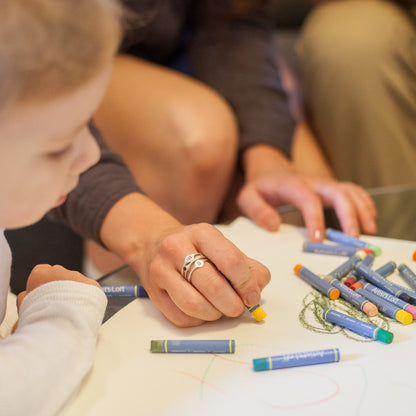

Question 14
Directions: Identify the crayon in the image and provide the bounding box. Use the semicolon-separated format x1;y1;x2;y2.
150;340;235;353
246;304;267;321
327;250;366;280
294;265;340;300
344;253;375;287
360;280;416;320
348;261;396;288
398;264;416;291
375;261;397;278
102;285;148;297
355;263;412;303
324;276;377;317
322;309;393;343
252;348;340;371
383;281;416;304
351;286;412;325
326;228;382;256
413;250;416;261
303;242;362;257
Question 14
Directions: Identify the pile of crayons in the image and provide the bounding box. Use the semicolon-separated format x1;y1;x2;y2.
297;228;416;343
100;228;416;373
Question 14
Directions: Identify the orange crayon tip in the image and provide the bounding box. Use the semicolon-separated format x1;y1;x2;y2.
343;277;355;287
362;248;374;255
413;250;416;261
350;282;363;291
329;288;340;300
294;264;303;275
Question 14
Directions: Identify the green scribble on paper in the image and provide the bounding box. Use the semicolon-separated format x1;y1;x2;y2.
299;289;390;342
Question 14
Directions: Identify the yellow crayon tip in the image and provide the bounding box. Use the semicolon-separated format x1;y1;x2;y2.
251;307;267;321
294;264;303;275
396;309;413;325
250;306;267;321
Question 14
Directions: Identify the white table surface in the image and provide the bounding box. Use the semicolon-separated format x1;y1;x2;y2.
63;217;416;416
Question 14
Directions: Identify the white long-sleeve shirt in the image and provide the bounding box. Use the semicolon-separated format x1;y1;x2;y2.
0;230;107;415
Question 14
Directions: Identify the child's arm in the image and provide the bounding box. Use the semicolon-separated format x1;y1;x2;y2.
0;265;107;416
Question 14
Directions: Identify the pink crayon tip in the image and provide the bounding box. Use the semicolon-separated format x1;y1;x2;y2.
405;304;416;321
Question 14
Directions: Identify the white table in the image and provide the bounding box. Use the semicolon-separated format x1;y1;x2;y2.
63;217;416;416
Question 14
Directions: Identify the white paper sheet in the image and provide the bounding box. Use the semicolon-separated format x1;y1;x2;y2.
63;218;416;415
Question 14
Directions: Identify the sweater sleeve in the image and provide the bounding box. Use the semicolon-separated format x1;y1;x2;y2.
188;1;295;157
48;123;143;245
0;280;107;416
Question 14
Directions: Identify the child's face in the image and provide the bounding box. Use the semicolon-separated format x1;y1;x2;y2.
0;65;112;229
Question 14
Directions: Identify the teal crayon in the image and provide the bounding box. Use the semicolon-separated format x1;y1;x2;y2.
151;339;235;353
322;309;393;344
253;348;340;371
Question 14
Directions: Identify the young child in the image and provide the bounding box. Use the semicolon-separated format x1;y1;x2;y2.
0;0;122;414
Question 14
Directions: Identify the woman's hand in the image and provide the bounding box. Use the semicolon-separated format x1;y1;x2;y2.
238;144;377;241
100;193;271;327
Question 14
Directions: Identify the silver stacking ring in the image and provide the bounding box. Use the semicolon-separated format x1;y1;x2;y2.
181;253;209;283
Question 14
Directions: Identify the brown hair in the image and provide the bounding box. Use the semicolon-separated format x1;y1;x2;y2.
0;0;122;112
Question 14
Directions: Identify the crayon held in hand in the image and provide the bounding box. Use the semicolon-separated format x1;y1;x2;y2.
246;304;267;321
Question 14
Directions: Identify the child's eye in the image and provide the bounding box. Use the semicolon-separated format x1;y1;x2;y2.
47;143;73;159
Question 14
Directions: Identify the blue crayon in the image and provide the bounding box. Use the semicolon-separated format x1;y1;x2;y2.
352;285;412;325
102;285;148;297
324;276;378;316
294;265;340;299
360;280;416;320
253;348;340;371
326;228;381;256
303;242;358;257
322;309;393;343
382;281;416;304
398;264;416;291
376;261;397;278
151;340;235;353
327;251;366;280
355;263;412;303
344;254;375;287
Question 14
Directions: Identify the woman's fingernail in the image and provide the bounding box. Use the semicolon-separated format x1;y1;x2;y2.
245;292;260;306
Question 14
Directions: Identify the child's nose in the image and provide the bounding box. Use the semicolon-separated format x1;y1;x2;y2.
70;130;100;175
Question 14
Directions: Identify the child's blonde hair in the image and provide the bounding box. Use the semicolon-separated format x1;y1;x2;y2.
0;0;122;112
